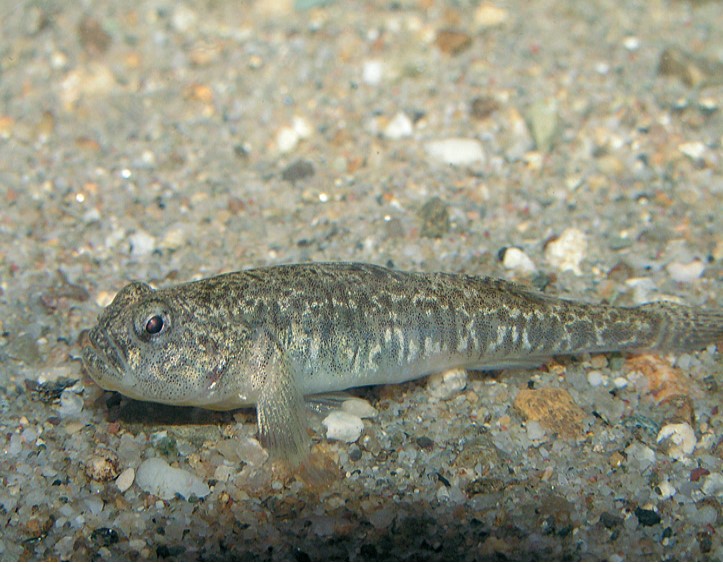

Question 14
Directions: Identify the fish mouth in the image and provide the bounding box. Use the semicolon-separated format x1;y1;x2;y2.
83;328;131;391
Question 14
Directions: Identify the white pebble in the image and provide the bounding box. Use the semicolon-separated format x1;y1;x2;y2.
60;64;115;108
666;259;705;283
213;464;234;482
276;126;299;153
160;225;188;250
676;353;694;371
587;370;605;387
58;390;83;417
83;495;104;515
678;141;706;163
115;468;135;493
502;247;536;274
613;377;628;389
545;227;587;275
474;3;509;28
657;422;696;459
701;472;723;497
369;507;395;529
427;368;468;400
595;62;610;75
436;484;450;502
625;442;656;470
323;411;364;443
362;60;384;85
55;536;75;560
341;398;378;418
654;478;676;500
128;539;145;552
276;116;313;153
7;433;22;456
171;5;198;33
624;277;657;304
236;437;269;467
135;457;210;500
526;420;546;441
104;227;126;252
687;504;718;525
128;230;156;257
425;138;485;166
383;112;413;139
292;116;313;139
622;36;640;51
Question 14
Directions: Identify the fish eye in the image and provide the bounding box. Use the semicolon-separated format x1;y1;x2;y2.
145;315;164;334
133;302;172;341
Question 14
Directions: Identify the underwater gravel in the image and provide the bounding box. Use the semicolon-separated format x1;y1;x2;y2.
0;0;722;560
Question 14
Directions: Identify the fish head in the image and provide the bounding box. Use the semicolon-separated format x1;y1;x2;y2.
82;281;252;409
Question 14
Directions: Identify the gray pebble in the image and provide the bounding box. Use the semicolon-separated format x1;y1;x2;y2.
418;197;450;238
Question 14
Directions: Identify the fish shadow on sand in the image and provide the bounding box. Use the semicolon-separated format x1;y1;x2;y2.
102;391;245;427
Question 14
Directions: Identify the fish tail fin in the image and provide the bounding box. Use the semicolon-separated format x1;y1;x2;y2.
637;302;723;352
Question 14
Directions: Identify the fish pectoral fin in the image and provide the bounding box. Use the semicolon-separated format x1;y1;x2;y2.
250;330;309;467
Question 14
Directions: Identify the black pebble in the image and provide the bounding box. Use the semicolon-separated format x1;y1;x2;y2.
634;507;661;527
90;527;119;547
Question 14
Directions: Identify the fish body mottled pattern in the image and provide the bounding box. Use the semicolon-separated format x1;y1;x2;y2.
165;264;645;390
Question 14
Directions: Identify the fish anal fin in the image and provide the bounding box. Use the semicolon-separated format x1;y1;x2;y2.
467;355;551;372
304;392;355;415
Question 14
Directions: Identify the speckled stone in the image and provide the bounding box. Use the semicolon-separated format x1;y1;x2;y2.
513;387;586;439
85;448;121;482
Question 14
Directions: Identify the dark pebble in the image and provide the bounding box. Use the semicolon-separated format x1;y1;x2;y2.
435;29;472;55
606;261;634;282
702;375;718;393
697;531;712;554
637;225;672;243
599;511;623;529
470;95;499;119
416;436;434;449
622;414;660;438
156;544;186;558
282;159;315;183
24;378;78;403
607;236;633;251
155;436;178;457
91;527;120;547
293;547;311;561
658;47;723;88
465;477;505;496
530;272;553;292
359;543;378;559
233;143;251;159
78;15;112;55
418;197;450;238
690;467;710;482
384;217;405;239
